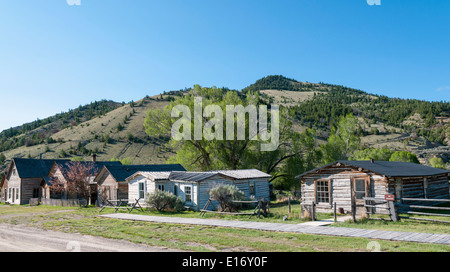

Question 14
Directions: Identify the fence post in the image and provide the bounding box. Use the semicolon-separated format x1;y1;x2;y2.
288;197;291;214
351;197;356;223
311;201;316;221
334;202;337;223
388;200;399;222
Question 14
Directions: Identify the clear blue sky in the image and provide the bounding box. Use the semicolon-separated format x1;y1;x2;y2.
0;0;449;131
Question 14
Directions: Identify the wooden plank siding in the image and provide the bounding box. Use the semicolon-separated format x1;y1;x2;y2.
301;165;389;214
96;170;129;204
301;163;450;214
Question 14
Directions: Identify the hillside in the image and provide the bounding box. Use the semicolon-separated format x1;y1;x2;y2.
0;75;449;173
0;95;175;170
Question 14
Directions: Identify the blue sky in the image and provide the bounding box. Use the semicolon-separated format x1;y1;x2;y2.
0;0;449;131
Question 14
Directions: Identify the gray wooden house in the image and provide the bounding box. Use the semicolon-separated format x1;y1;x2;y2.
94;164;186;204
296;160;450;216
126;169;271;211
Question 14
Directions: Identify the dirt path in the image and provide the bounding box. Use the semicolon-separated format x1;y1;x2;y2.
0;224;179;252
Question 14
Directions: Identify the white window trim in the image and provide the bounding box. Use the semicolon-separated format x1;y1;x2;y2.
138;182;146;200
184;185;192;204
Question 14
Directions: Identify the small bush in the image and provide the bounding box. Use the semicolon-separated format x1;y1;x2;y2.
209;184;245;212
146;190;185;212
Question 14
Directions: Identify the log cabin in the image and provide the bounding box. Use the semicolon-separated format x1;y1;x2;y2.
94;163;186;204
126;169;271;211
296;160;450;216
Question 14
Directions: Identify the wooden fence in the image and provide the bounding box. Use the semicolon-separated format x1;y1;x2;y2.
40;198;88;207
364;197;450;224
200;199;269;218
364;197;398;222
397;198;450;224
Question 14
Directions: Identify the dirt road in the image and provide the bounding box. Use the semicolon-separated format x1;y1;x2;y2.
0;224;178;252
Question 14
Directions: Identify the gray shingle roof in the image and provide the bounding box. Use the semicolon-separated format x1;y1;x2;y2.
213;169;271;179
169;171;218;182
296;160;450;178
105;164;186;182
169;169;271;182
132;171;172;180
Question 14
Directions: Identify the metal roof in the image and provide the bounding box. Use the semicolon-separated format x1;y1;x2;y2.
296;160;450;178
12;158;71;179
54;160;122;176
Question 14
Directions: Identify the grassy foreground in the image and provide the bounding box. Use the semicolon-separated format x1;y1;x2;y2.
0;203;449;252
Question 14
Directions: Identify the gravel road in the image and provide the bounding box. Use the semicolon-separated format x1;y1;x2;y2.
0;224;178;252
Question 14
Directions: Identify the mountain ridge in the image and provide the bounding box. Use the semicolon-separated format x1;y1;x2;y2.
0;75;448;172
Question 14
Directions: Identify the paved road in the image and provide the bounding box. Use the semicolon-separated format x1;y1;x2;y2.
0;224;178;252
101;213;450;246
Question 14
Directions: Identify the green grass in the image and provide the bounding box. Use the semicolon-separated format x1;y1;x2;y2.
1;203;449;252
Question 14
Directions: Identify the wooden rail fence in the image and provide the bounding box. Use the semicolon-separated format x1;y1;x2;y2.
397;198;450;224
364;197;450;224
41;198;87;207
200;199;269;218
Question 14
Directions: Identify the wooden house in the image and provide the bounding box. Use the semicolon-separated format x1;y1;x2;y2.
44;157;122;205
1;158;69;205
296;160;450;216
94;164;186;204
126;169;271;211
1;171;8;202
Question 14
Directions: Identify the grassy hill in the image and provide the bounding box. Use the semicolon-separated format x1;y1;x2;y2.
0;75;449;173
0;95;175;169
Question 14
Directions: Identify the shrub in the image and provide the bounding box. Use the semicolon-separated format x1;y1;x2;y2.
146;190;185;212
209;184;245;212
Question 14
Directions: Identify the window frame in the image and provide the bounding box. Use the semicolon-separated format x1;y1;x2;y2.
249;180;256;196
314;179;331;205
353;178;367;200
185;186;192;203
138;182;145;199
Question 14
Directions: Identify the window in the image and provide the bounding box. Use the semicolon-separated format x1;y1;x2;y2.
15;188;19;201
249;181;255;195
174;185;178;196
354;178;366;200
315;180;330;204
157;184;165;191
185;186;192;203
8;188;11;199
138;183;145;199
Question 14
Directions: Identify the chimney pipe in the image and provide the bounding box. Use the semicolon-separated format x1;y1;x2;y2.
370;158;374;163
92;154;97;163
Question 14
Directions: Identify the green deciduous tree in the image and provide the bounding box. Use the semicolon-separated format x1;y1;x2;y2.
143;85;320;189
430;157;447;169
389;151;420;163
321;113;361;163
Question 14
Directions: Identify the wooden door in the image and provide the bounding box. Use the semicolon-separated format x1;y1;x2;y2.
351;176;371;216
